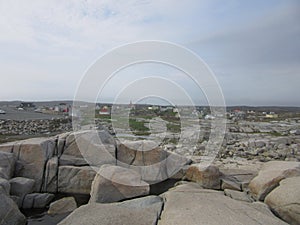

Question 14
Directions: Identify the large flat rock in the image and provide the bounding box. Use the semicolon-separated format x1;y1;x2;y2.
249;161;300;200
158;183;288;225
265;176;300;225
59;195;163;225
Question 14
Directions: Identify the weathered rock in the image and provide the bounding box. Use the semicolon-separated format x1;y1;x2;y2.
59;154;88;166
90;165;150;203
9;177;35;198
117;140;166;166
0;193;26;225
48;197;77;215
117;140;190;184
158;183;287;225
42;156;58;193
22;193;55;209
265;176;300;225
58;166;96;194
0;141;15;153
63;130;116;166
220;168;257;191
118;195;163;210
221;178;241;191
13;138;56;191
58;195;163;225
249;161;300;200
185;165;221;189
224;189;252;202
169;165;189;180
10;195;22;208
251;201;278;217
63;132;81;157
291;129;300;135
57;132;70;157
116;195;163;220
0;151;15;179
0;177;10;195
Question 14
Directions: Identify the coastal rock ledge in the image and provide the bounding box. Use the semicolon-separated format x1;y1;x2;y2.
0;130;299;225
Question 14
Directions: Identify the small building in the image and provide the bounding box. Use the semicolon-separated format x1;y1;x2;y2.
19;102;36;109
247;110;255;114
173;108;179;113
265;112;278;118
99;106;110;115
54;106;60;112
95;104;101;110
148;105;159;110
204;114;215;120
129;100;135;110
59;103;69;113
160;106;174;112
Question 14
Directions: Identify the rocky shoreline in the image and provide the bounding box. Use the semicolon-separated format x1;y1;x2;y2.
0;118;72;136
0;128;299;225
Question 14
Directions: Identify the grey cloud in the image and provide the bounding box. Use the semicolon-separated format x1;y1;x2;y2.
186;3;300;106
189;4;300;68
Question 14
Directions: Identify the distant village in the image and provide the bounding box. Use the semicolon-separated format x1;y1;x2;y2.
8;101;291;122
17;102;71;115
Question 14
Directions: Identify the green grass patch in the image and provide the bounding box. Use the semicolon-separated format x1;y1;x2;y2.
166;123;181;133
129;118;150;135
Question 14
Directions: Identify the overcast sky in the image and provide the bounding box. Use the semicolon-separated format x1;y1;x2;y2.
0;0;299;106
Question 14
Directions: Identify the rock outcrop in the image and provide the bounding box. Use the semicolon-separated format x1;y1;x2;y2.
185;165;221;189
89;165;150;203
22;193;54;209
63;130;116;166
58;166;96;194
48;197;77;215
117;140;190;184
265;176;300;225
219;168;258;191
0;193;26;225
0;178;10;195
58;195;163;225
0;151;15;179
224;189;252;202
4;138;56;192
249;161;300;200
158;183;288;225
9;177;35;200
0;130;118;195
1;128;299;224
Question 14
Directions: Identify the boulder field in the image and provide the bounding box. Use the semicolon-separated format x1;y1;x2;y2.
0;130;299;225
